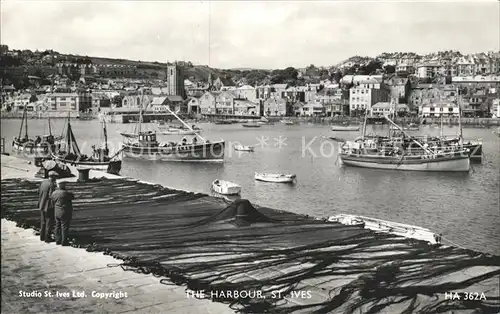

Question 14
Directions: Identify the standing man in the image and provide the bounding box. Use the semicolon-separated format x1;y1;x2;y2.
51;181;74;246
38;171;57;242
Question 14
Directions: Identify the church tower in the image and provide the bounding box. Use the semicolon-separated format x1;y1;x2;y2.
167;63;185;98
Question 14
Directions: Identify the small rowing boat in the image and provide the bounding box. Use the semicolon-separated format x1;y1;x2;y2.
211;179;241;195
234;145;254;152
331;125;360;131
254;172;296;183
242;122;261;128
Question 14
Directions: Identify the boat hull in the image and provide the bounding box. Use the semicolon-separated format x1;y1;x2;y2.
121;141;225;162
254;173;296;183
12;140;55;158
52;154;122;174
211;181;241;195
331;126;360;131
339;153;470;172
234;145;254;152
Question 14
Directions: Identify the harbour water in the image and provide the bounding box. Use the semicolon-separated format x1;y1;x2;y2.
2;119;499;255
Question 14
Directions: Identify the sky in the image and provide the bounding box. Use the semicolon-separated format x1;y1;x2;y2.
1;0;499;69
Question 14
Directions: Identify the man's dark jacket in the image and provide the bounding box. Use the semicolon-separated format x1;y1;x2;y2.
38;179;56;212
51;189;74;218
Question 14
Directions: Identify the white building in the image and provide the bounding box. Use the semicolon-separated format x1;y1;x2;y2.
301;103;324;116
420;102;460;117
234;85;257;103
349;78;390;113
492;98;500;118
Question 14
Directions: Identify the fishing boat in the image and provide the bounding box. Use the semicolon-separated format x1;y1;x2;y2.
339;116;470;172
331;125;360;131
12;107;60;157
121;90;225;162
258;117;275;125
214;120;233;125
281;119;296;125
242;122;261;128
254;172;296;183
211;179;241;195
234;144;254;152
52;117;122;174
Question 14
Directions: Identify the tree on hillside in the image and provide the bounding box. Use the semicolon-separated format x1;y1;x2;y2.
384;65;396;74
358;60;383;75
270;67;298;85
319;69;329;80
331;70;343;83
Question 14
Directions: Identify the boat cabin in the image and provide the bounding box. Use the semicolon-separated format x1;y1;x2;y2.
138;132;159;147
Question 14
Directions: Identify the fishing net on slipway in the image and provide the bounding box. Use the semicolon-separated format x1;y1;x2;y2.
1;178;499;313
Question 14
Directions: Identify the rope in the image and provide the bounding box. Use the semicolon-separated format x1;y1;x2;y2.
3;165;30;172
441;236;469;251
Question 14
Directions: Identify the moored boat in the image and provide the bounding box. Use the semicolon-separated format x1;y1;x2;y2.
53;117;122;174
121;90;225;162
211;179;241;195
339;115;471;172
234;144;254;152
331;125;360;131
12;108;60;158
254;172;296;183
339;147;470;172
326;214;441;244
281;119;296;125
242;122;261;128
214;120;233;125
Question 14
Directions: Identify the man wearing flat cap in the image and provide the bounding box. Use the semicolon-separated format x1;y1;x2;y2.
51;180;74;246
38;171;57;242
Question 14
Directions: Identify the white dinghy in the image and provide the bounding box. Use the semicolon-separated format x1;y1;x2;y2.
254;172;296;183
234;144;254;152
211;179;242;195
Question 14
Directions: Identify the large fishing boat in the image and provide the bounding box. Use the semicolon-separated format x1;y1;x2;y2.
12;107;60;157
52;116;122;174
339;116;470;172
120;92;225;162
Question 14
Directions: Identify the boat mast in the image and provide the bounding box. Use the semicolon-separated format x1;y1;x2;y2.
440;112;443;138
103;119;108;153
138;89;143;134
361;110;368;140
457;87;463;141
24;105;28;139
48;116;52;136
385;115;434;154
18;107;26;139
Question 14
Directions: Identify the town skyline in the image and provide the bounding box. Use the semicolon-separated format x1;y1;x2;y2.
2;0;499;69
